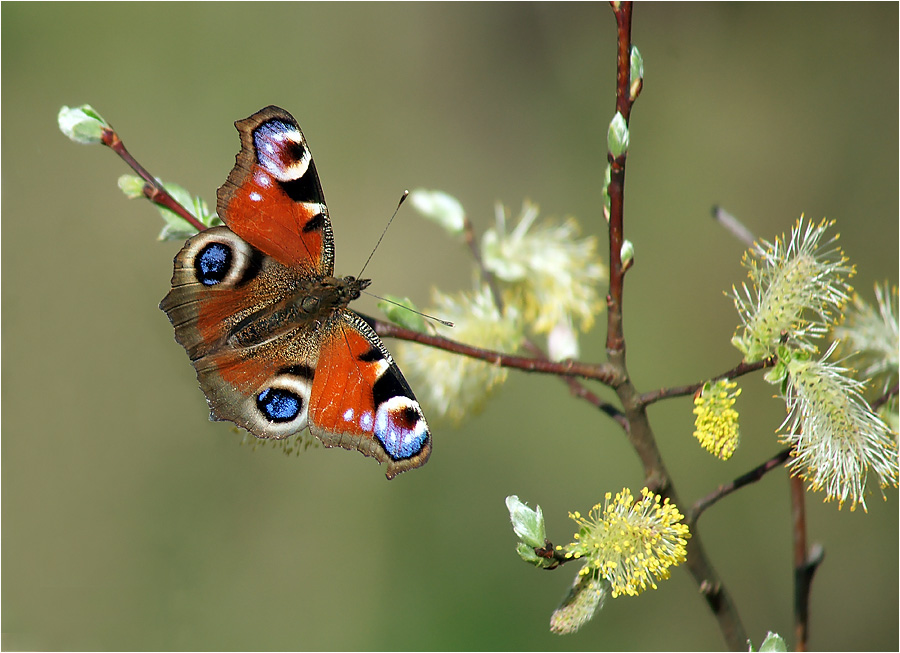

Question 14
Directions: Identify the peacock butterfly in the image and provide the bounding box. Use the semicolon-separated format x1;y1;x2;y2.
160;106;431;479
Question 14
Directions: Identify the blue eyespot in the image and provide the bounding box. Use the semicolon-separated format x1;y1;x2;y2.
257;387;302;423
375;403;428;460
195;242;232;286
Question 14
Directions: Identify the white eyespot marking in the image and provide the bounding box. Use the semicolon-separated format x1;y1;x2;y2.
343;407;354;423
360;410;374;431
249;191;262;202
253;171;272;188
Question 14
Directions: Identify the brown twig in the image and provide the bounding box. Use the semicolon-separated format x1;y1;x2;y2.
639;356;776;406
689;447;792;523
790;475;824;652
605;3;747;648
372;318;619;385
100;125;206;233
534;540;578;570
462;216;506;314
562;375;628;430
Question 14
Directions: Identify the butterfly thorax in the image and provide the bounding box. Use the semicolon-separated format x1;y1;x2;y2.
229;275;371;349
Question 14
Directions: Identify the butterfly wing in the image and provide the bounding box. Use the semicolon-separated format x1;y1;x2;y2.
309;310;431;479
160;226;320;439
216;105;334;276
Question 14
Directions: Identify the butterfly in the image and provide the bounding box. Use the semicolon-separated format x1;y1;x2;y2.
160;106;431;479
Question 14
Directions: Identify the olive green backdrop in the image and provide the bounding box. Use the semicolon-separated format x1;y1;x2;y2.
3;3;897;650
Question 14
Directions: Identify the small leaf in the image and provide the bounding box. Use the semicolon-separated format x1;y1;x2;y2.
117;174;145;199
146;181;217;241
515;542;543;565
505;495;546;548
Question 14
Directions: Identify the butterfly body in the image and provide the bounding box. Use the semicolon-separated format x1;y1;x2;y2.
160;106;431;479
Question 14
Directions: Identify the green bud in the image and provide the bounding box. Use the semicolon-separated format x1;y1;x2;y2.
620;239;634;268
601;164;612;211
607;112;629;158
630;46;644;85
58;105;109;144
629;46;644;100
758;632;787;652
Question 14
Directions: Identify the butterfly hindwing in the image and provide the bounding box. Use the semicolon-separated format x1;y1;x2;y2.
309;310;431;479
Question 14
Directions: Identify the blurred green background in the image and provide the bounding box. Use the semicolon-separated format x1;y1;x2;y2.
3;3;897;650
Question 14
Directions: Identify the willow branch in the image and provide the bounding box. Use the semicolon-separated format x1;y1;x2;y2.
605;4;746;648
639;356;776;406
534;540;578;570
462;216;506;314
790;475;824;652
371;318;618;385
689;447;792;523
100;125;206;232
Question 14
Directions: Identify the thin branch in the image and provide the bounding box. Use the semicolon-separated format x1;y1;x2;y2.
371;318;619;385
462;216;506;314
563;375;628;430
639;356;776;406
534;540;578;570
605;1;631;356
519;339;629;429
790;475;824;652
605;5;747;647
689;447;792;523
100;125;206;232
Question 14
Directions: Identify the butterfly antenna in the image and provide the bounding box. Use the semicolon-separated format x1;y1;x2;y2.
365;291;455;328
358;191;453;328
357;190;409;279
